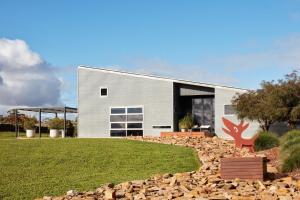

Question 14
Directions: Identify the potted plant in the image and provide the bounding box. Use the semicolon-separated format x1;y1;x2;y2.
178;113;194;132
24;117;37;138
48;118;63;138
179;117;188;132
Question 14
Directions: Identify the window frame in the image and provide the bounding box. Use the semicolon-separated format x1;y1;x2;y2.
109;106;144;137
99;87;108;97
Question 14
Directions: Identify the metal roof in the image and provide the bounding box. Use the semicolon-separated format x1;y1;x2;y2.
8;107;77;114
78;65;248;91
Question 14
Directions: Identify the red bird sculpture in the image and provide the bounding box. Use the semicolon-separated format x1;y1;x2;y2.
222;117;257;152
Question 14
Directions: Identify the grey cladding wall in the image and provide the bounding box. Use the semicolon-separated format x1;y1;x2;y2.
214;87;259;139
78;68;174;137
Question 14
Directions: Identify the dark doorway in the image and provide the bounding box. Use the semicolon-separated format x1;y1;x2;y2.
173;83;215;132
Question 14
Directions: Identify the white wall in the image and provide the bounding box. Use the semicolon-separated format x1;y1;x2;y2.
214;87;260;139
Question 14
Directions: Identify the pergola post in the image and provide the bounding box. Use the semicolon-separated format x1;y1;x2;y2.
64;107;66;137
15;109;18;138
39;109;42;138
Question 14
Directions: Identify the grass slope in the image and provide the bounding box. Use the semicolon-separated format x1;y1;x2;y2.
0;138;199;200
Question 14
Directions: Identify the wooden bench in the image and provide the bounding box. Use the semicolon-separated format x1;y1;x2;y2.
220;157;267;181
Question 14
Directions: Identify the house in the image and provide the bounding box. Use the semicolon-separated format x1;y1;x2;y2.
78;66;259;139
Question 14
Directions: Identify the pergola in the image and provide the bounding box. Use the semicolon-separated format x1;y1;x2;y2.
9;107;77;138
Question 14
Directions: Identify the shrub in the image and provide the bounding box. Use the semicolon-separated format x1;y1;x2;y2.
280;129;300;172
23;117;37;130
179;113;194;130
48;118;64;130
254;131;279;151
281;129;300;145
281;137;300;153
281;147;300;172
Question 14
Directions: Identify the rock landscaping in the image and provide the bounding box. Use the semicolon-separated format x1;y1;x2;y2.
39;136;300;200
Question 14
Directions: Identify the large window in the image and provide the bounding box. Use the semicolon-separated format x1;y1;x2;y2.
109;106;143;137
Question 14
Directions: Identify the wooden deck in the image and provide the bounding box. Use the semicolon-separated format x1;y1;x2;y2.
220;157;267;181
160;131;209;138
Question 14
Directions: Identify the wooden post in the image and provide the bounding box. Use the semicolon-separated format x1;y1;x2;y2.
64;107;66;137
39;109;42;138
15;110;18;138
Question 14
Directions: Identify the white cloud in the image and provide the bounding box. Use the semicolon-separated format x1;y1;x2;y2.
0;38;62;113
0;39;42;69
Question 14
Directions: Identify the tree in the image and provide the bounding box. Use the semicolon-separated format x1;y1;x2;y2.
0;113;30;127
273;71;300;128
232;71;300;131
232;88;278;131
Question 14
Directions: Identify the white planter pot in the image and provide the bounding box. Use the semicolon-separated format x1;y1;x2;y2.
26;129;35;138
181;128;186;132
60;130;65;138
50;129;59;138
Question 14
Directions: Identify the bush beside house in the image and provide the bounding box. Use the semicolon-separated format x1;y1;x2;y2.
254;131;279;151
281;148;300;172
280;130;300;172
253;129;300;172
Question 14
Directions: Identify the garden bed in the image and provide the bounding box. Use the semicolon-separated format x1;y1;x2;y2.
160;131;210;137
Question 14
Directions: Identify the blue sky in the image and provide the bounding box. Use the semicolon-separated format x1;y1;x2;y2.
0;0;300;111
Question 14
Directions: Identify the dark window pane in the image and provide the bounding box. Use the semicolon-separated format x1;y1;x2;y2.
100;88;107;96
224;105;236;115
127;107;143;113
127;130;143;136
127;123;143;128
111;108;125;114
127;115;143;121
110;130;126;137
111;123;125;129
110;115;126;122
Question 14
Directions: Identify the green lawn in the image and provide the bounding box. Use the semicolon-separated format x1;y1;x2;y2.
0;138;199;200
